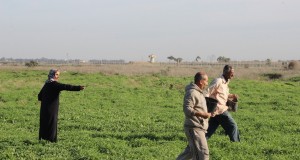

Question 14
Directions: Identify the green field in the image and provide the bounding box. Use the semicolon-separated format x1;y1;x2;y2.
0;68;299;159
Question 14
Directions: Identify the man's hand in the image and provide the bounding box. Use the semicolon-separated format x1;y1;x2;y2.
195;112;211;119
210;112;216;117
229;94;239;99
80;86;85;90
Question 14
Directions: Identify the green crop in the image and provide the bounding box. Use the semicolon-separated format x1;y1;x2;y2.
0;69;299;159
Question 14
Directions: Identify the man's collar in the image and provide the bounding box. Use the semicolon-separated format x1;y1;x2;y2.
221;75;230;84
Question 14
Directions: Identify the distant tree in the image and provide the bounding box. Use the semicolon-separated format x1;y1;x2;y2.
167;56;183;65
167;56;175;61
217;56;223;62
176;58;183;63
171;57;183;66
217;56;230;62
266;59;271;66
25;60;39;67
195;56;201;62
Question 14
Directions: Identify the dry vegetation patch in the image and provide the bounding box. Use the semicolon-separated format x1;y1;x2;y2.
1;63;299;80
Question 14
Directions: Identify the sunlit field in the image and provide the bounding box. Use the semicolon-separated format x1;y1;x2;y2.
0;65;299;159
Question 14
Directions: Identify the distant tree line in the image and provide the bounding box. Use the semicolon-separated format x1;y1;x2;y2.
1;56;298;70
0;57;125;66
165;55;299;70
166;56;232;64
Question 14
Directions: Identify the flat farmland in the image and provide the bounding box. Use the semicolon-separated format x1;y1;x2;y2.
0;64;299;159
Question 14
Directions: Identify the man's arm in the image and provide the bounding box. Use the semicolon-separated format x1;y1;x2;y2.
183;92;212;119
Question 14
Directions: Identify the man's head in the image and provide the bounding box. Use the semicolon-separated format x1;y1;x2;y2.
223;65;234;80
194;71;208;90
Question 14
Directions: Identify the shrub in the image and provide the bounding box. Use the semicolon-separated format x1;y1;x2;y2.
25;61;38;67
288;61;299;70
244;64;249;68
262;73;282;80
289;76;300;82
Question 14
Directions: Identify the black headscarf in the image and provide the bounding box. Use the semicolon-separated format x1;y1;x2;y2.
45;69;58;83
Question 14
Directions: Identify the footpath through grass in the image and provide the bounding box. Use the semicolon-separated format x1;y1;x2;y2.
0;69;299;159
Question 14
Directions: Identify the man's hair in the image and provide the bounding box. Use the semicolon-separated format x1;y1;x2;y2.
223;65;233;74
194;71;206;83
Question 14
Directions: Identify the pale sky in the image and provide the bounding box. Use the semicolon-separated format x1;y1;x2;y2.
1;0;299;62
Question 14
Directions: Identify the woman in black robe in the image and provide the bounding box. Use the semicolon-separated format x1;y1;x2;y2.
38;69;85;142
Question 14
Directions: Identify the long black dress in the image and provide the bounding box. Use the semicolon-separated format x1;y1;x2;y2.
38;81;81;142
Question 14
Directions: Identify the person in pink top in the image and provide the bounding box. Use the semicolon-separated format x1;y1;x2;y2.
206;65;240;142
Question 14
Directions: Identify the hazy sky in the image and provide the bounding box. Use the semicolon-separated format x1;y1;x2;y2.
1;0;299;62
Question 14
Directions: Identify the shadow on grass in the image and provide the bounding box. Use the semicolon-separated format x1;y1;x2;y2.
91;132;186;142
262;73;282;80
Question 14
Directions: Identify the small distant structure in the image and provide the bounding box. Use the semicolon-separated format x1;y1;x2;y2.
148;54;156;63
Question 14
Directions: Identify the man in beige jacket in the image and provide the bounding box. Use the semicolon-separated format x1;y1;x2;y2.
177;72;212;160
206;65;240;142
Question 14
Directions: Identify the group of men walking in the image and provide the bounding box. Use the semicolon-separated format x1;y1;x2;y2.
177;65;240;160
